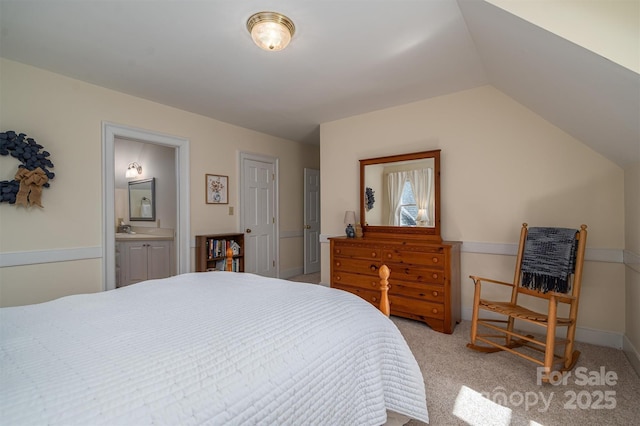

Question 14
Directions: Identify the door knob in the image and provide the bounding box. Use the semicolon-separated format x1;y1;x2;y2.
304;225;311;229
246;228;252;233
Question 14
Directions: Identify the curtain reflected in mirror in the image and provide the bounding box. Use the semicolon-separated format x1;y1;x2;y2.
364;158;435;227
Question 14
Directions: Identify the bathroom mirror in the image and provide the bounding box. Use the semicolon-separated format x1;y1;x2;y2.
129;178;156;221
360;150;440;240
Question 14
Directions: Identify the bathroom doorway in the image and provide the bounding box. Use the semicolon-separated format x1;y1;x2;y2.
114;138;176;232
102;122;190;291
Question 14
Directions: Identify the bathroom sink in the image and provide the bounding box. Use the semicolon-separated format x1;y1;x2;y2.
115;232;138;237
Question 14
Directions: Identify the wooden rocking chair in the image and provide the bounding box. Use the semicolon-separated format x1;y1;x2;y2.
467;223;587;383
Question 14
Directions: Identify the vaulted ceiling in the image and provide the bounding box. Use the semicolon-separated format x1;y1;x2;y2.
0;1;638;166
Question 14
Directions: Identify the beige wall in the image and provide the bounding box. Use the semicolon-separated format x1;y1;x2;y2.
487;0;640;74
624;162;640;363
0;59;319;306
320;85;626;336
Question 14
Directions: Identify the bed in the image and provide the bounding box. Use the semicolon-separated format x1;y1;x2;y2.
0;268;429;425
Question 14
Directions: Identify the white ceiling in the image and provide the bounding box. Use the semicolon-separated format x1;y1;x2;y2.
0;0;638;166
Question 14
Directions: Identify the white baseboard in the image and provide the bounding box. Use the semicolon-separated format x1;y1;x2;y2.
461;307;623;349
574;326;623;349
622;335;640;376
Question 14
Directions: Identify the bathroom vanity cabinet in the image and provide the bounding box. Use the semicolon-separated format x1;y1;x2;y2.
116;237;173;287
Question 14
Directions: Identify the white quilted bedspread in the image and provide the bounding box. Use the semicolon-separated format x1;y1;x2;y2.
0;272;428;425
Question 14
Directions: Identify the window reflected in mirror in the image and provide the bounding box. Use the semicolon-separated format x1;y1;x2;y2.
363;157;435;227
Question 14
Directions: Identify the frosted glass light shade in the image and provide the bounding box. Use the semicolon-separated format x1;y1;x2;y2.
247;12;295;51
125;162;142;178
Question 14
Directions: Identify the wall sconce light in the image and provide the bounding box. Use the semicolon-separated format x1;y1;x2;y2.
247;11;295;51
344;210;356;238
125;162;142;178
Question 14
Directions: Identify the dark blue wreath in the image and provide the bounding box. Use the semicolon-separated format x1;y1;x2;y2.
365;187;375;211
0;131;55;204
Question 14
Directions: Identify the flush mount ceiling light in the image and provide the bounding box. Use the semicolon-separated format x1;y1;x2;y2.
246;11;295;51
125;162;142;178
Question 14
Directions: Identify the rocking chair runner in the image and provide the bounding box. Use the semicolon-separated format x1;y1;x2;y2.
467;223;588;383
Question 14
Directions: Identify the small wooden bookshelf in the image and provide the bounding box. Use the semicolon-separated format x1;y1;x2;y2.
195;233;244;272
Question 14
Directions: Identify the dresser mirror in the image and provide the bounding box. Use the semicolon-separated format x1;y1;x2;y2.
360;150;441;240
129;177;156;221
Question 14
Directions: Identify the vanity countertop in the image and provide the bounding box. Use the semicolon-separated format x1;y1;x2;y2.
115;227;174;241
115;233;174;241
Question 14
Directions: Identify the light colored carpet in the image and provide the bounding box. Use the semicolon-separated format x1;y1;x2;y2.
395;318;640;426
287;274;640;425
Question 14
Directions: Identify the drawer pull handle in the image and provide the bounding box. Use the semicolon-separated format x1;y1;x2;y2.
370;265;378;272
336;249;341;254
371;281;377;287
387;253;392;259
336;276;341;281
372;296;378;302
432;257;439;263
432;291;438;297
432;308;438;314
371;252;377;257
432;273;438;279
336;261;341;267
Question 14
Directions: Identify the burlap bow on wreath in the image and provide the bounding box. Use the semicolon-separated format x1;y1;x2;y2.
14;167;49;207
0;131;55;207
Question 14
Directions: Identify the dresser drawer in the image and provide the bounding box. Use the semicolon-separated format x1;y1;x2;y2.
382;249;445;268
385;264;445;284
390;281;445;303
333;271;382;291
333;284;384;308
333;244;381;260
333;257;380;276
389;295;445;321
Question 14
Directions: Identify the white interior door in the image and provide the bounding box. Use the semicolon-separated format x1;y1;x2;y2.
304;168;320;274
241;154;277;277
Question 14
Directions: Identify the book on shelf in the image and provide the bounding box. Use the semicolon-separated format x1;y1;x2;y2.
208;239;235;259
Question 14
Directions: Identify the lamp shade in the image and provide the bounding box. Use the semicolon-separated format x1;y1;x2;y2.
344;210;357;225
416;208;428;226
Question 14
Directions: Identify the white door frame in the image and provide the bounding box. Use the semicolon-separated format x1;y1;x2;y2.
303;168;320;274
102;122;190;291
239;151;279;277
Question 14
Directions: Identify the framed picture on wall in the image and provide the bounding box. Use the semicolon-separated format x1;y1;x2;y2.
206;174;228;204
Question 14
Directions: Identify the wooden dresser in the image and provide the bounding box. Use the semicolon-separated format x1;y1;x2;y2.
330;236;461;334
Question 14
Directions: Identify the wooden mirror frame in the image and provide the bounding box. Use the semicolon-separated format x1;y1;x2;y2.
360;150;441;242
